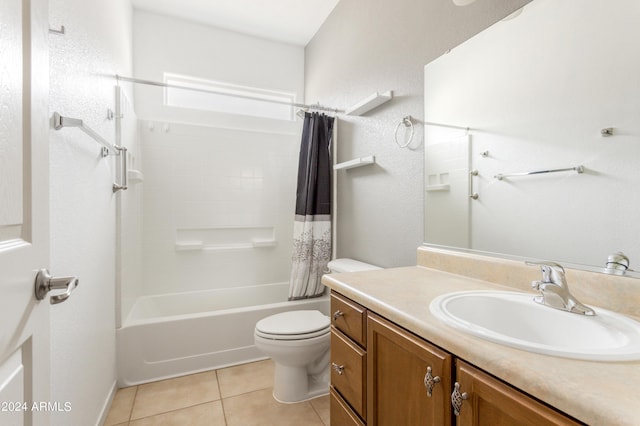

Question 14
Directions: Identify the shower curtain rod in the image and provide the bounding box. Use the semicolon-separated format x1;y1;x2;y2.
115;75;343;114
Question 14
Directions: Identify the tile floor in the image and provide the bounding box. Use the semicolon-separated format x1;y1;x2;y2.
104;360;330;426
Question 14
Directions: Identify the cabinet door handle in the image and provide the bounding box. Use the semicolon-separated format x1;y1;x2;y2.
333;310;344;321
451;382;469;416
331;362;345;375
423;366;441;397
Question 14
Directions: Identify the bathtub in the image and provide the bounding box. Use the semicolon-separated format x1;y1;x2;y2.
116;282;330;386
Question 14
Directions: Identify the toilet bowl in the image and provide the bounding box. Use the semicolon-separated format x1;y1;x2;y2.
255;310;331;403
254;258;381;403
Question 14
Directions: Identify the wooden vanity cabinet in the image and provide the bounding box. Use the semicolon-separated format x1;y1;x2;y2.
329;290;582;426
454;361;582;426
367;312;453;426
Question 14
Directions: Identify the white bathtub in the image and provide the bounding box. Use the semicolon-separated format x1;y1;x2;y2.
116;282;330;386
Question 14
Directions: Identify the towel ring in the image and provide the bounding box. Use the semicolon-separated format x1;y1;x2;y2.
395;115;414;148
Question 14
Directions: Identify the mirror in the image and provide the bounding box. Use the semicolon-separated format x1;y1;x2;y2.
423;0;640;276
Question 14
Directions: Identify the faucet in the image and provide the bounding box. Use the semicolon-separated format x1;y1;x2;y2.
604;251;630;275
525;261;595;316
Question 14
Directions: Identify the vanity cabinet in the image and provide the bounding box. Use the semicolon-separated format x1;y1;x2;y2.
330;290;583;426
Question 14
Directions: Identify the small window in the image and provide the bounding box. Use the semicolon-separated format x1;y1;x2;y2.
164;73;296;121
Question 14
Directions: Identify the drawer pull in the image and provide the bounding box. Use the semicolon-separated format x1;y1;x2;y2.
423;366;441;397
451;382;469;416
333;310;344;321
332;362;345;375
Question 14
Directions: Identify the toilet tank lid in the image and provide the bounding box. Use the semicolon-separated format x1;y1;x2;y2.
256;310;330;335
327;258;382;273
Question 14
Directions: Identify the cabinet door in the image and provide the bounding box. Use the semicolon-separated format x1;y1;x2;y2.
454;361;583;426
367;313;453;426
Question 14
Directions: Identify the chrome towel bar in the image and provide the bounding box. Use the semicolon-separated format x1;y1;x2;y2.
495;165;584;181
53;112;128;192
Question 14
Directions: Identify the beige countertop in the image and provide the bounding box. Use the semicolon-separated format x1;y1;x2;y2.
322;265;640;426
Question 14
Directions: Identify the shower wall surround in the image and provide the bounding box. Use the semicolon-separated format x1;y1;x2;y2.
129;10;305;298
139;122;299;295
117;86;143;326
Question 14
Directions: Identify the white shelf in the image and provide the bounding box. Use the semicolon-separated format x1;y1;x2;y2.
175;241;204;251
345;91;393;116
251;239;277;248
127;169;144;183
334;155;376;171
425;184;450;192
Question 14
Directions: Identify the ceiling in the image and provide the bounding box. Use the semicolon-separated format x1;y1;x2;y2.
131;0;341;46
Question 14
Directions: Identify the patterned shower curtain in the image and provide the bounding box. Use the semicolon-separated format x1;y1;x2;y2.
288;112;335;300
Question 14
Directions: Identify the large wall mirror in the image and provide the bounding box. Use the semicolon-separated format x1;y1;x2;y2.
423;0;640;276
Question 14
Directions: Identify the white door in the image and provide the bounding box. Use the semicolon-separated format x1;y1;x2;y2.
0;0;51;424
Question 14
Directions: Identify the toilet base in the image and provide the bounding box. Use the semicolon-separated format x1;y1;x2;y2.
272;363;329;403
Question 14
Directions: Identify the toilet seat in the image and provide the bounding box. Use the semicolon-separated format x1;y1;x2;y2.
255;310;330;340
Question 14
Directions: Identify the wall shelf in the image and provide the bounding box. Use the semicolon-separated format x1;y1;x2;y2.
425;184;450;192
334;155;376;171
174;227;276;251
345;91;393;116
127;169;144;183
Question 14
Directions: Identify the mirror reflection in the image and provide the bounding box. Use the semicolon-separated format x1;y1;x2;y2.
423;0;640;274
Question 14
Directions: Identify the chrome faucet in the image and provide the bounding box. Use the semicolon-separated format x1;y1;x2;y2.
526;261;595;316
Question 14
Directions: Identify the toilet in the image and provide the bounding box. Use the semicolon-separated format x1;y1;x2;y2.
254;258;381;403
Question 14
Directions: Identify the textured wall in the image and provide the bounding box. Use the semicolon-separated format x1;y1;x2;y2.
305;0;531;268
48;0;132;424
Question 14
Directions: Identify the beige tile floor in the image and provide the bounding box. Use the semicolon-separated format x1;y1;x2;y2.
104;360;329;426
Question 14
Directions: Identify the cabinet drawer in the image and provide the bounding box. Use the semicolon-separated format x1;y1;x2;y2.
331;328;366;420
330;386;365;426
331;291;366;347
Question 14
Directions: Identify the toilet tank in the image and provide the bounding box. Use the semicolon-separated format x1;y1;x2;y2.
327;258;382;273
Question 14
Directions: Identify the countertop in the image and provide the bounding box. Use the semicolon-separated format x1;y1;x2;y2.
322;265;640;426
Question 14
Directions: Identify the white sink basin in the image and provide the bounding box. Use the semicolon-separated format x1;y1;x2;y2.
429;290;640;361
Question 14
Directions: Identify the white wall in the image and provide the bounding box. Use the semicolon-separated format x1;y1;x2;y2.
305;0;531;268
130;11;304;297
132;10;304;131
48;0;132;424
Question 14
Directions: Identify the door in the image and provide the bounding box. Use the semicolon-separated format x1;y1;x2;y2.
0;0;51;424
454;360;582;426
367;313;453;426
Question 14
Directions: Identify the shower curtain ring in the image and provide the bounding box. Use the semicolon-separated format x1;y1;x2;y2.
395;115;414;148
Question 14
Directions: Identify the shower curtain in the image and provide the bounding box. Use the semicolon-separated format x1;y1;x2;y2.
288;112;335;300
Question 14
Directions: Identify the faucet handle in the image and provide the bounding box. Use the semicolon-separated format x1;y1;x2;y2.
525;261;566;285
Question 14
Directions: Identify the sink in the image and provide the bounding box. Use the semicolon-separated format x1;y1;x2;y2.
429;290;640;361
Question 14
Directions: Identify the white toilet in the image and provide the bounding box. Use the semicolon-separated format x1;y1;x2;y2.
254;258;381;403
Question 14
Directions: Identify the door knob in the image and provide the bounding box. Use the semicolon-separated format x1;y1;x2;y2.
34;269;79;304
